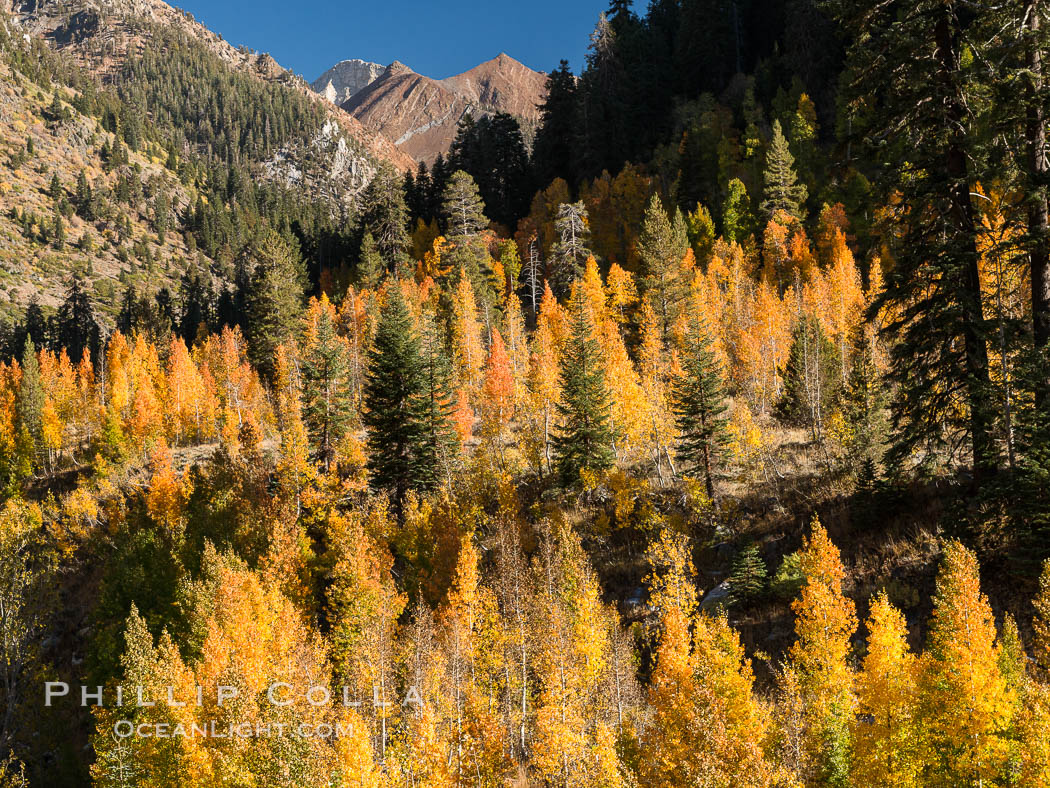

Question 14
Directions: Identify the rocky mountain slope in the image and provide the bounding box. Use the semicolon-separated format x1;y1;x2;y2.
325;53;547;163
3;0;414;179
311;58;384;105
0;56;218;323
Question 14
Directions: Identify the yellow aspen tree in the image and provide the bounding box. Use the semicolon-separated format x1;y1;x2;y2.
451;274;485;393
439;532;507;786
1035;558;1050;676
326;509;405;759
525;284;566;476
919;541;1013;785
606;263;638;325
502;293;530;411
787;517;857;785
273;343;314;518
851;591;920;787
638;296;678;481
530;520;625;787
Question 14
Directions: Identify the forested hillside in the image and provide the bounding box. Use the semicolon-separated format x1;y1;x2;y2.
1;0;1050;786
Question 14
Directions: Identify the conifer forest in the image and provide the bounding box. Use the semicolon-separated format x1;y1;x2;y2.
3;0;1050;785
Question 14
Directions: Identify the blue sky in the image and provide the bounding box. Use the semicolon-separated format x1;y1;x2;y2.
174;0;604;81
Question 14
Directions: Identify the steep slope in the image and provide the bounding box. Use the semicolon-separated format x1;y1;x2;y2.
334;53;547;163
3;0;413;179
311;58;384;105
0;56;220;324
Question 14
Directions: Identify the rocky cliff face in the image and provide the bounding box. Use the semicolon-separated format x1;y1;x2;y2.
318;53;547;164
311;58;384;105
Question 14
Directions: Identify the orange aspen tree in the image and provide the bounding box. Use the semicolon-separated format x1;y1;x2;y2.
481;328;515;469
823;229;866;383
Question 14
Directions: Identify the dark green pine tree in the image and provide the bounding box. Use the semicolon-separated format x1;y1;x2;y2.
55;276;100;362
531;60;578;191
301;306;354;472
361;168;411;273
441;170;489;239
357;231;384;290
839;331;889;474
363;283;432;519
553;289;615;485
759;120;808;222
831;0;998;485
48;173;62;202
778;315;840;444
74;170;94;221
243;229;306;379
673;317;730;499
728;544;768;607
638;193;690;342
417;310;457;487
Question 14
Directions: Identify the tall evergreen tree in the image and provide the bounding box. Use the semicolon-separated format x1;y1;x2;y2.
831;0;999;484
638;194;690;342
760;120;808;222
55;276;100;362
243;229;306;379
362;284;432;518
673;317;730;498
549;201;592;297
361;168;411;272
417;310;457;485
531;60;578;190
356;231;384;290
301;303;354;471
442;170;489;239
553;288;615;484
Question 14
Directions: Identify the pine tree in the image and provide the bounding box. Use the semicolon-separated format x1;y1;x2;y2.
831;0;999;484
417;310;456;487
549;202;592;296
442;170;489;239
55;276;100;363
243;229;306;379
363;284;431;519
532;60;578;189
638;193;690;341
722;178;756;244
760;120;808;222
74;170;93;221
673;315;729;498
356;231;384;290
361;168;410;272
728;544;767;607
553;289;615;485
301;296;354;471
840;330;888;473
